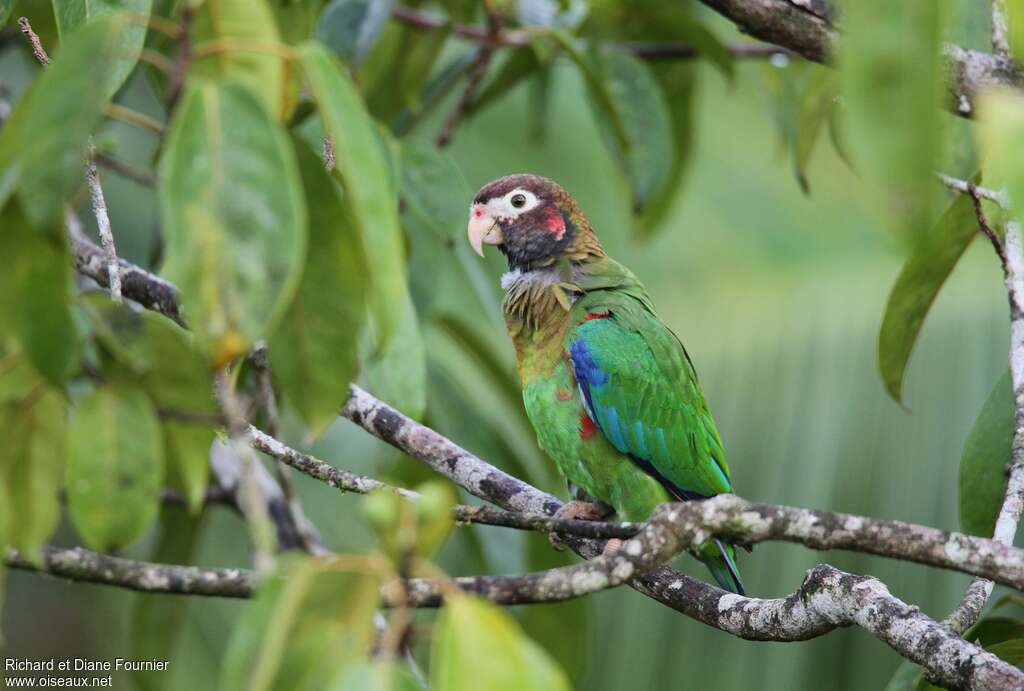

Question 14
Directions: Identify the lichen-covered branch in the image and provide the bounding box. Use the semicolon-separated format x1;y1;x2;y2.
252;415;1024;588
68;228;184;326
246;425;639;540
9;542;1022;689
341;384;564;517
5;546;254;598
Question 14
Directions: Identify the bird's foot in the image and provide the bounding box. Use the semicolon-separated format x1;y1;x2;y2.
601;538;624;556
547;500;612;551
556;500;612;521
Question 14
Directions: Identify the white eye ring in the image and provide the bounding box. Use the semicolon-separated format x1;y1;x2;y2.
495;188;539;217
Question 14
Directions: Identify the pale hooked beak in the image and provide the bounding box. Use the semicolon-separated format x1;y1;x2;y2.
467;205;503;257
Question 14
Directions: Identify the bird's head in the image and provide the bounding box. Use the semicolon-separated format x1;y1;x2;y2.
467;174;603;270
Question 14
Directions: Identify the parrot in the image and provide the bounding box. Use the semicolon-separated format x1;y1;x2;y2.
466;174;744;594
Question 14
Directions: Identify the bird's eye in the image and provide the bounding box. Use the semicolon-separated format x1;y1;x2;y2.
510;193;527;209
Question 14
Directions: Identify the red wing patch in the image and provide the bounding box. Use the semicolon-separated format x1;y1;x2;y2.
579;411;598;440
584;312;610;321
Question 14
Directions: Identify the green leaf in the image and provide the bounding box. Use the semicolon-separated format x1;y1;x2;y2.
84;296;217;510
220;557;379;691
794;68;839;194
967;616;1024;647
52;0;153;97
363;21;452;124
399;137;471;239
986;639;1024;666
0;16;122;224
158;79;307;365
521;525;589;685
0;353;38;405
0;386;67;561
1007;0;1024;62
269;139;366;438
8;209;79;387
316;0;395;65
364;292;425;419
299;42;409;348
328;662;421;691
636;61;697;237
670;17;733;81
0;0;12;28
390;51;476;136
66;383;164;550
878;193;978;402
584;48;674;215
979;89;1024;223
191;0;287;119
547;32;627;154
839;0;948;243
960;369;1013;536
470;44;545;117
431;595;572;691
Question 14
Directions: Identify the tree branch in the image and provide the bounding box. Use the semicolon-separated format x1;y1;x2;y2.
390;5;790;61
252;416;1024;589
68;226;184;326
696;0;1024;118
83;144;122;302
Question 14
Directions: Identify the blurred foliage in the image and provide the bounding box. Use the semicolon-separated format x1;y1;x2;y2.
0;0;1022;689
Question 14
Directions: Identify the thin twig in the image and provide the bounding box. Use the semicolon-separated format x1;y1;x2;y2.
19;18;123;304
105;103;164;134
968;180;1009;274
323;137;335;173
166;6;193;110
246;424;638;539
945;220;1024;632
84;143;122;302
993;0;1011;56
93;150;158;187
17;17;50;65
247;345;327;556
936;173;1008;207
214;369;276;573
435;3;503;147
389;5;789;60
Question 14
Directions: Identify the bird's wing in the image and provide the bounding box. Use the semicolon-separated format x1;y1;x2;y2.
567;295;731;500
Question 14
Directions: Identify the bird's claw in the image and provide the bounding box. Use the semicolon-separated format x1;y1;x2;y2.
547;500;612;552
602;538;624;556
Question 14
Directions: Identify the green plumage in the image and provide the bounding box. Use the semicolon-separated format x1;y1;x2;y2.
471;173;743;593
507;257;744;593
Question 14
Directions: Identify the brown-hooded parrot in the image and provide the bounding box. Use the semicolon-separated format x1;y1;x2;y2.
466;174;744;594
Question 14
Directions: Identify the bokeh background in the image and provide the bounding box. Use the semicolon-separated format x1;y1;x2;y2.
1;2;1018;689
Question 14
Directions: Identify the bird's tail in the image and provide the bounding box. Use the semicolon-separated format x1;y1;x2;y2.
699;538;745;595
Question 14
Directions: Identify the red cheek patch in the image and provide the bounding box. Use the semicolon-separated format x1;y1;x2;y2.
544;208;566;240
